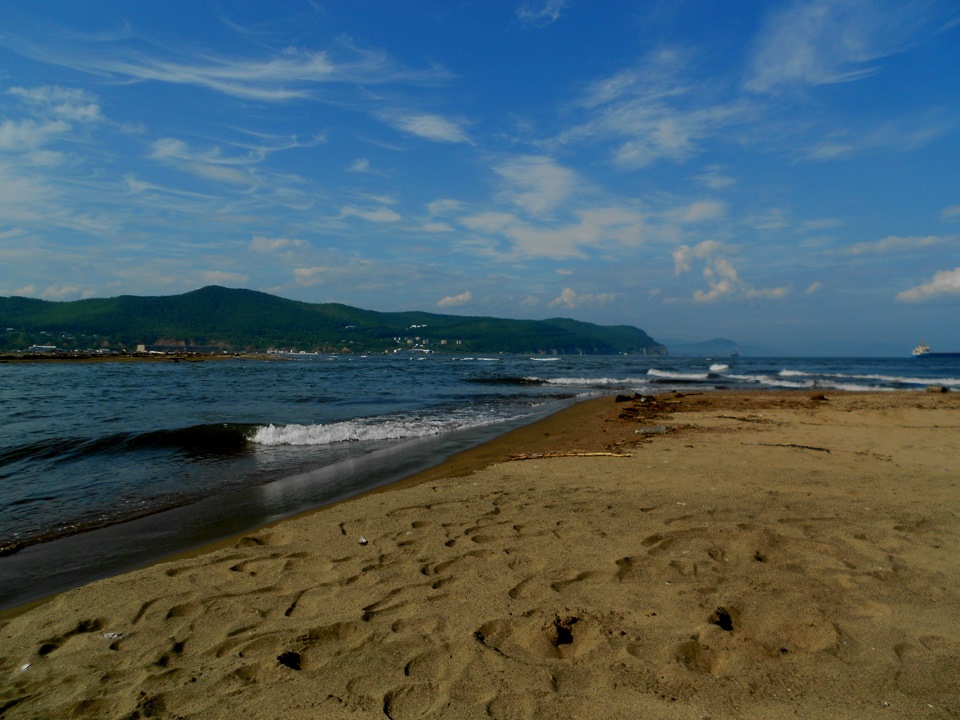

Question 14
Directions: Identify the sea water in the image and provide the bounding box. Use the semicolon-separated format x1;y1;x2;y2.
1;353;958;609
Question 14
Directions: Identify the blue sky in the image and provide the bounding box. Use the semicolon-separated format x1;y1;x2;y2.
1;0;958;355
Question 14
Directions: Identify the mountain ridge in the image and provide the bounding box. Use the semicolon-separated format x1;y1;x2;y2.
1;286;667;356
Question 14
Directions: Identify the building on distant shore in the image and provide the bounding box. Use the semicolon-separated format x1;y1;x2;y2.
136;344;223;353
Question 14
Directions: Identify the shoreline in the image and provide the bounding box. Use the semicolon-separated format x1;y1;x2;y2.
2;389;959;718
0;393;605;615
0;351;282;364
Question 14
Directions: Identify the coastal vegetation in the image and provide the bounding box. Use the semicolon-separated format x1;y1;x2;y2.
0;286;666;356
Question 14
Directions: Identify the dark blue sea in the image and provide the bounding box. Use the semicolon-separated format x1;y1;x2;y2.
2;353;958;610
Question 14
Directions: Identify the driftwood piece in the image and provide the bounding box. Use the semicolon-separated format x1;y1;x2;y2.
753;442;831;453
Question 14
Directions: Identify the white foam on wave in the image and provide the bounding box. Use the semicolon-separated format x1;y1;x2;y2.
544;376;650;387
252;413;501;447
733;372;896;392
780;368;960;388
709;363;729;372
647;369;709;381
829;382;894;392
529;357;560;362
726;373;812;388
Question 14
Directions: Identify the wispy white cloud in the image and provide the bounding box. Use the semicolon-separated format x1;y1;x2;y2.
427;199;464;217
516;0;568;27
561;51;753;168
11;41;444;102
460;211;517;233
803;217;844;230
669;200;727;224
148;137;259;186
348;158;371;173
745;285;790;299
897;267;960;301
459;205;646;261
437;290;473;308
941;205;960;221
381;111;471;143
803;114;954;160
340;205;402;223
694;165;735;190
249;235;306;253
744;208;789;230
745;0;932;94
494;155;577;215
837;234;946;255
421;222;454;233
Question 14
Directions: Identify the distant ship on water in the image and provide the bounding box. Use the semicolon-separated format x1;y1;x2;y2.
912;341;960;358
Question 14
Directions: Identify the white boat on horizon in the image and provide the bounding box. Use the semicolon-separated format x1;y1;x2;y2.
912;341;960;358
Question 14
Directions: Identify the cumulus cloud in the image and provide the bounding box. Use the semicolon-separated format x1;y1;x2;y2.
0;119;70;150
0;284;37;297
9;85;102;121
674;240;787;302
382;112;471;143
694;256;742;302
673;240;723;274
35;284;93;300
293;266;333;285
896;267;960;302
548;287;616;309
437;291;473;308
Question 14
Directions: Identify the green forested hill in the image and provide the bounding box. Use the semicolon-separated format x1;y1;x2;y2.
0;286;666;355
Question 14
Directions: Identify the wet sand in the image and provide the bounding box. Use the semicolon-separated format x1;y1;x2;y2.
2;391;959;719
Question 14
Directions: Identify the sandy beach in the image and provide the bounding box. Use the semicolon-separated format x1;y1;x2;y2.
2;390;958;719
